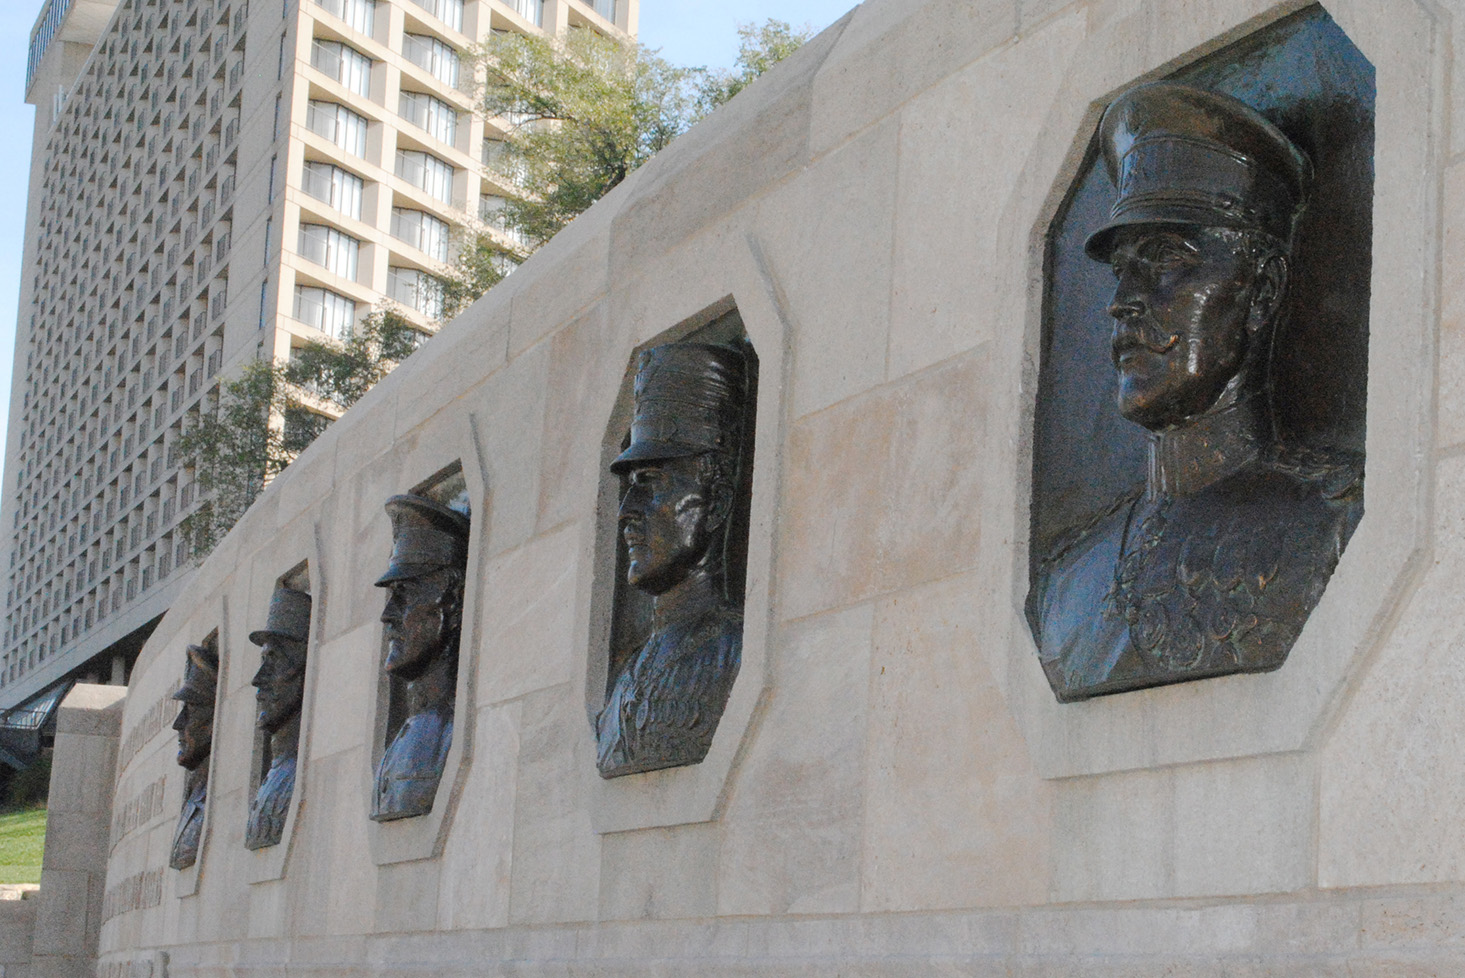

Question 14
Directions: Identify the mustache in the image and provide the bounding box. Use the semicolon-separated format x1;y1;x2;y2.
1112;319;1180;358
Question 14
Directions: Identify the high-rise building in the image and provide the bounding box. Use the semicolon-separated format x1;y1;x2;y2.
0;0;638;717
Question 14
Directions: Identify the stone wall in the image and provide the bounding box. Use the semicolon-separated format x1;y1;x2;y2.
36;685;125;978
87;0;1465;973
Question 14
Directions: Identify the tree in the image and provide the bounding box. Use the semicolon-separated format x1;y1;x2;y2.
176;308;422;558
179;23;812;558
175;360;289;558
473;28;706;248
281;306;424;410
695;20;816;112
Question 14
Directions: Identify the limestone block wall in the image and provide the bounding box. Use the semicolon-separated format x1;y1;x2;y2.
37;685;125;978
88;0;1465;973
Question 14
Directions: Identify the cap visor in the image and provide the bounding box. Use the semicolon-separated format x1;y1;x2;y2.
374;562;443;587
609;439;703;474
1084;207;1257;261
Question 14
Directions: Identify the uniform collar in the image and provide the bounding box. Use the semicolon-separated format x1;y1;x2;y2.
1146;396;1268;499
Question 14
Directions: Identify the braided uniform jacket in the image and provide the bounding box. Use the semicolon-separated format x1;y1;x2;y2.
596;604;742;778
1031;445;1362;702
245;753;296;850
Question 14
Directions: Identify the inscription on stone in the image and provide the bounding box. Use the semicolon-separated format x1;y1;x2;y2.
110;774;167;851
101;869;164;922
116;680;181;773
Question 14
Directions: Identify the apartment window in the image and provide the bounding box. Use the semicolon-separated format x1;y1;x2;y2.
298;224;361;280
390;207;450;262
505;0;544;27
301;162;364;220
274;95;283;139
482;138;526;186
591;0;616;23
294;285;357;339
481;194;527;247
401;34;460;88
408;0;464;32
387;267;444;319
268;155;278;202
311;39;373;98
398;90;458;145
315;0;376;34
278;33;289;81
396;150;454;204
306;100;369;157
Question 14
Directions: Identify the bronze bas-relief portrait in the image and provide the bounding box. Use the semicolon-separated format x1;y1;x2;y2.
371;493;469;821
245;586;310;849
169;640;218;870
1028;82;1363;701
596;343;749;778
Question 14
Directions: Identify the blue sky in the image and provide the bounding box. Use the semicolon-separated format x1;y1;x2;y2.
0;0;861;488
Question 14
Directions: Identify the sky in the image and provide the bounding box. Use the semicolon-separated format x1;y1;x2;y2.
0;0;863;490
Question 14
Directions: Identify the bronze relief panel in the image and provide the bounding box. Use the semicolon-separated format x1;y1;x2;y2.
595;317;758;778
1027;8;1373;701
370;472;470;822
245;583;311;850
169;634;218;870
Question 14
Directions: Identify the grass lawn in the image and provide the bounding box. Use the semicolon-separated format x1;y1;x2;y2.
0;808;46;885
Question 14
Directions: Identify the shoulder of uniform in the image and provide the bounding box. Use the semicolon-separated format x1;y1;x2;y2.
1263;442;1364;501
1038;485;1142;568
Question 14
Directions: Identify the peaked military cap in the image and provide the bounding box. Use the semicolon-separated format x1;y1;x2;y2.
1085;81;1311;261
375;493;471;586
173;643;220;707
610;343;747;474
248;586;312;647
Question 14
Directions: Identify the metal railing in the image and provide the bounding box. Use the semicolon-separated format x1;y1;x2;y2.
26;0;74;94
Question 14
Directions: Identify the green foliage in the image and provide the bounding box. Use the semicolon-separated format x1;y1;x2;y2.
459;20;809;310
474;28;704;246
5;755;49;809
0;807;47;885
282;307;423;409
695;20;815;112
176;311;424;559
439;229;518;322
176;360;289;559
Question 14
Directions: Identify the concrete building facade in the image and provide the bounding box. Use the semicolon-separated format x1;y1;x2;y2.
0;0;639;714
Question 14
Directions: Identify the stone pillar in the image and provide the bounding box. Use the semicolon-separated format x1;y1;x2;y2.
31;684;127;978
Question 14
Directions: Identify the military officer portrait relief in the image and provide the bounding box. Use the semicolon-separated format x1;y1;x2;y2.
245;585;310;849
370;493;470;821
169;638;218;870
1028;82;1364;701
596;342;753;778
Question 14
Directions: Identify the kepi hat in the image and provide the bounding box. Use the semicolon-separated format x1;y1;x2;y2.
1085;81;1311;261
173;643;219;707
610;343;747;474
248;586;312;647
375;493;471;586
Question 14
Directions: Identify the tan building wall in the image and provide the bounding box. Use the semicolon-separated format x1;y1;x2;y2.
76;0;1465;972
0;0;637;711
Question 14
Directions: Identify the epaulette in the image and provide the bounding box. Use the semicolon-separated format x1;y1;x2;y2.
1264;442;1364;502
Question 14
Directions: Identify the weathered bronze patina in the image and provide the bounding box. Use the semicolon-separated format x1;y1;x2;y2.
1028;81;1363;701
596;343;750;778
169;639;217;870
245;586;310;849
371;493;469;821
